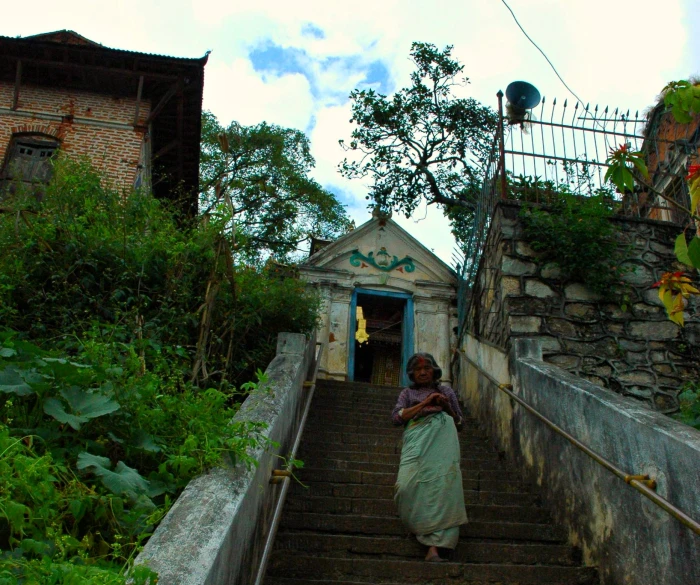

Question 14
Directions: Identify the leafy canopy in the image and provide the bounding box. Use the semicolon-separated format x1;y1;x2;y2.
200;112;351;263
339;42;496;230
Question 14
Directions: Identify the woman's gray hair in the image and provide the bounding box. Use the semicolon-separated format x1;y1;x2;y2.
406;352;443;383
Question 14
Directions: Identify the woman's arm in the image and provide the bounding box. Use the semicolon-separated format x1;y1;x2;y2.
435;386;464;430
391;390;442;425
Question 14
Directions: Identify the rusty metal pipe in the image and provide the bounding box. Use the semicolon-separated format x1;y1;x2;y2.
254;341;324;585
461;353;700;536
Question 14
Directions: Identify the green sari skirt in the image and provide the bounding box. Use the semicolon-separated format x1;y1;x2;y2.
394;411;467;549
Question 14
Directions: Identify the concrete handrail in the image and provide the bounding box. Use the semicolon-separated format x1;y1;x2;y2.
135;331;318;585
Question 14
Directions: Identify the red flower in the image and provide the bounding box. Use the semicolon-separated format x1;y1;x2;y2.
687;164;700;182
618;143;629;153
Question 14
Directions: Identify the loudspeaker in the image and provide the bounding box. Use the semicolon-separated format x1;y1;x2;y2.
505;81;541;110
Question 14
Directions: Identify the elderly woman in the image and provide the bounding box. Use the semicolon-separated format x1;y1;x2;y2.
391;352;467;562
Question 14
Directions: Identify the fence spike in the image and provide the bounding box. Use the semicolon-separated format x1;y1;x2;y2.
541;95;546;104
563;99;568;107
604;105;609;115
585;103;590;112
574;102;579;110
553;97;557;106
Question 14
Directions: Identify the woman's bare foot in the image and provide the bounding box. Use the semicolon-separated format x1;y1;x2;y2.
425;546;443;562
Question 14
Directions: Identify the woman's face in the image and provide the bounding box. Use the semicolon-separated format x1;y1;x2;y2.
413;362;434;385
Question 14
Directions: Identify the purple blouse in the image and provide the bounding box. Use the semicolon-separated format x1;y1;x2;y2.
391;384;464;427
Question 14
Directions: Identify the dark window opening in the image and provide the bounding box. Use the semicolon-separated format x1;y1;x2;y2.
354;293;405;386
0;135;59;200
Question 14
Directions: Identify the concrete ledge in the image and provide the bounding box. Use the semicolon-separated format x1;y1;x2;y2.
458;334;700;585
135;332;316;585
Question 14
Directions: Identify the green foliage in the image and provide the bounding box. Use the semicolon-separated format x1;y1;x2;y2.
0;156;320;582
674;381;700;429
662;80;700;124
199;112;352;263
339;42;496;238
0;331;271;581
604;143;649;194
519;190;628;298
0;156;319;386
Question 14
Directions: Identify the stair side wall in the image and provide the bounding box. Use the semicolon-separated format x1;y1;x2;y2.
456;333;700;585
135;332;316;585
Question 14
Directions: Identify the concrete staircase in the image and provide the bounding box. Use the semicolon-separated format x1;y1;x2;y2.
264;379;598;585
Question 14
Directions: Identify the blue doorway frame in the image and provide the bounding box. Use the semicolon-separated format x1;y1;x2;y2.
348;288;414;386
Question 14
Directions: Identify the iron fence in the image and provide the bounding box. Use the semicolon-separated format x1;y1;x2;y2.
453;90;699;343
455;91;698;285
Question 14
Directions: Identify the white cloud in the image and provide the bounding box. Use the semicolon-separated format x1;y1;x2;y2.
203;58;314;130
1;0;694;263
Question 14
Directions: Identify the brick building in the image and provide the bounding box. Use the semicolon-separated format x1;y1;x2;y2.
0;30;208;214
641;86;700;223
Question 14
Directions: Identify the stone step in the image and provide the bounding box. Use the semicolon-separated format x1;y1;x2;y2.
296;468;530;492
297;456;506;473
300;432;491;448
272;533;578;565
266;554;598;584
269;380;597;585
296;447;500;463
306;420;484;436
279;513;567;542
303;424;404;437
305;416;482;434
315;380;402;392
289;482;542;506
308;403;408;416
284;497;551;524
312;392;400;403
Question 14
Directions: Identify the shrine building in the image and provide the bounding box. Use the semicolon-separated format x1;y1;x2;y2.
300;209;458;387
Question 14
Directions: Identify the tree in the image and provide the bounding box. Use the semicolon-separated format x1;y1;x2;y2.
200;112;351;263
339;42;497;240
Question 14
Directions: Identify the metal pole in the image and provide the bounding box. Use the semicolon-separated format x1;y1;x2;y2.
497;90;508;200
253;342;324;585
460;352;700;536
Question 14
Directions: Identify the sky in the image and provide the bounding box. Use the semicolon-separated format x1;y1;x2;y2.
2;0;697;265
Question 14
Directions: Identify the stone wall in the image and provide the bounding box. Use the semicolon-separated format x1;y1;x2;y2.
466;201;699;413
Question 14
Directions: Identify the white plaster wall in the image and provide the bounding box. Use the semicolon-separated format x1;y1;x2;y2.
315;286;332;376
325;287;352;379
414;297;452;384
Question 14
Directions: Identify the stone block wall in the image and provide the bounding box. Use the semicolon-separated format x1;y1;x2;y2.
0;81;150;190
466;201;700;413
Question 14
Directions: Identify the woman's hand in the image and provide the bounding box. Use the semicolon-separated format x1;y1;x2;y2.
422;393;443;407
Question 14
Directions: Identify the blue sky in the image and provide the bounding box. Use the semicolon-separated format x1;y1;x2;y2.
1;0;697;260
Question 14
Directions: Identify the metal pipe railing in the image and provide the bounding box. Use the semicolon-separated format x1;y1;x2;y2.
253;340;324;585
461;353;700;536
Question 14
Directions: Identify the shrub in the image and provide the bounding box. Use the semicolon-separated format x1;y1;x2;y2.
0;157;320;582
518;188;628;298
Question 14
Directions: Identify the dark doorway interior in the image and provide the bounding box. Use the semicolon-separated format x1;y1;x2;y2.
354;293;405;386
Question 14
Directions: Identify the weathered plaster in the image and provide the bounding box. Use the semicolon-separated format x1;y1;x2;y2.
457;333;700;585
326;288;352;379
